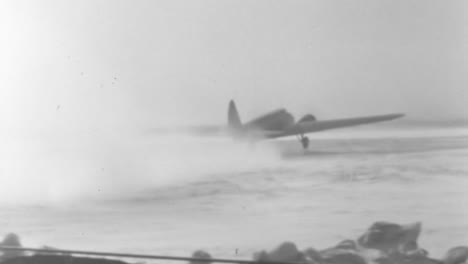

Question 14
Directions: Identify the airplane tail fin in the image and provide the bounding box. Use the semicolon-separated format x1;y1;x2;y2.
228;100;242;130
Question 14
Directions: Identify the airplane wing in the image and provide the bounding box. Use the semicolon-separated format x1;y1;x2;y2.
268;113;405;138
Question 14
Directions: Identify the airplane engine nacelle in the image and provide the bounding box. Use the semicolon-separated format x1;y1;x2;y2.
298;114;316;123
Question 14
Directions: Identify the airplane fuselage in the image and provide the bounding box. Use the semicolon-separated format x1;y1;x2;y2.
227;100;404;148
244;109;295;132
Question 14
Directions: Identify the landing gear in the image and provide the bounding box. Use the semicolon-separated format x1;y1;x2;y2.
297;134;310;150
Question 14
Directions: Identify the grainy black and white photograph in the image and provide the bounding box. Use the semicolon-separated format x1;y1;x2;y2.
0;1;467;264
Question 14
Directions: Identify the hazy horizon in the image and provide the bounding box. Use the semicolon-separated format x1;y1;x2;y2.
1;0;467;136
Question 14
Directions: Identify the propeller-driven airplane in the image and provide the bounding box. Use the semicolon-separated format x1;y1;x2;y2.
224;100;404;149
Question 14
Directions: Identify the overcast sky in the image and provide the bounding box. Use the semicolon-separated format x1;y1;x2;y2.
0;0;467;136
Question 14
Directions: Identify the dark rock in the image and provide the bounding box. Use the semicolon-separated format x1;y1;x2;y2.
357;221;421;254
253;242;308;263
443;246;468;264
0;233;24;262
375;251;442;264
1;234;21;247
334;240;358;251
322;252;367;264
1;255;129;264
303;248;323;263
407;248;430;258
308;239;365;264
400;241;420;254
319;242;366;264
190;250;212;264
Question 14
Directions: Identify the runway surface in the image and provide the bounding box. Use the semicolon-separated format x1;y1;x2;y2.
0;126;467;260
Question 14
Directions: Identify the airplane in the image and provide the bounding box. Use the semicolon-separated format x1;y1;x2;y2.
223;100;404;149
